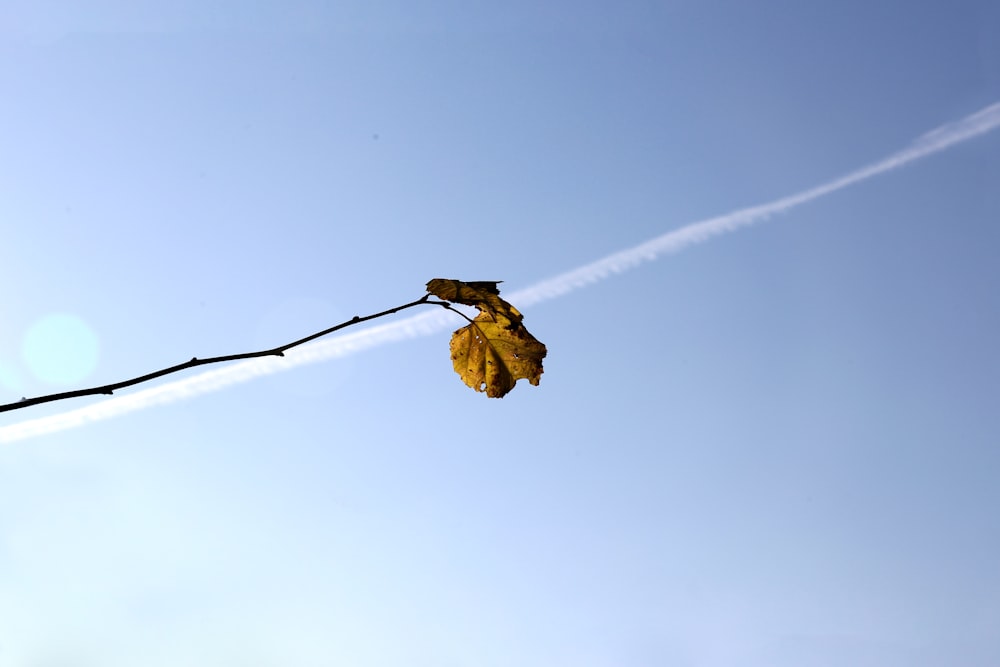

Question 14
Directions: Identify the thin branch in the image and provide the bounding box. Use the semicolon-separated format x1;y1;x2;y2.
1;295;458;414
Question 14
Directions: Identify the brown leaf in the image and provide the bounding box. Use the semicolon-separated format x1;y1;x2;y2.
426;278;503;301
427;278;547;398
426;279;513;320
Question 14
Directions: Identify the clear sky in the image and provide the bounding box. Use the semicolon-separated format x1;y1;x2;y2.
2;2;999;665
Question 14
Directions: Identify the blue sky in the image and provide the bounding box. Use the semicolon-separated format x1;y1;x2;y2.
2;2;999;665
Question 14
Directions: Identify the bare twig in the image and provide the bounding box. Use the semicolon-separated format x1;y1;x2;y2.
1;295;458;414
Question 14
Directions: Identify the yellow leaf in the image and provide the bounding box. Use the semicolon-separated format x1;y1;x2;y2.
427;279;547;398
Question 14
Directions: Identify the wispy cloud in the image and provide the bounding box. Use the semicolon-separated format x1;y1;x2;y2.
3;102;999;444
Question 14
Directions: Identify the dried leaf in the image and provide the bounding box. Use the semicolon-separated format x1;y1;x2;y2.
425;279;510;319
427;278;547;398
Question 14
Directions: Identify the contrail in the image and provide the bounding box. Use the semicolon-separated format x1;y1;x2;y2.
2;102;998;444
505;102;1000;307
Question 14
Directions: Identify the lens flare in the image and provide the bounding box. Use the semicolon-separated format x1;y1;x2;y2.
21;314;100;386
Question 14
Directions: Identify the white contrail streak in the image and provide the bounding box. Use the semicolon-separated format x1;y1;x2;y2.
505;101;1000;307
2;102;999;444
